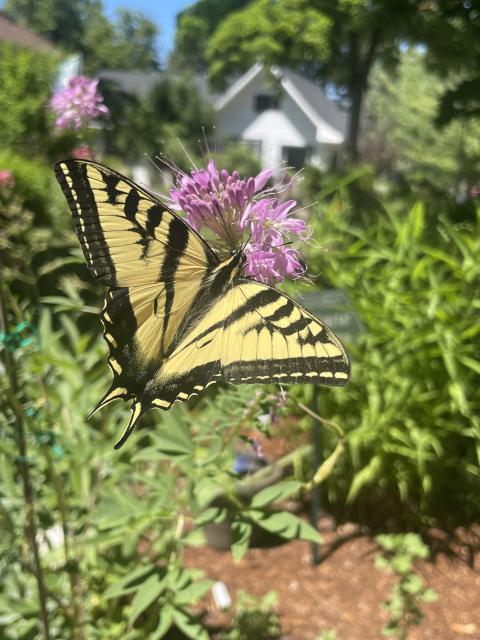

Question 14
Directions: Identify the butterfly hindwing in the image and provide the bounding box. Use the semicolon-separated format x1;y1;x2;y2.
131;280;349;426
220;281;349;384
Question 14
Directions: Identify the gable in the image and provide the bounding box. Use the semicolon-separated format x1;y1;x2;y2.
215;64;346;145
215;67;317;146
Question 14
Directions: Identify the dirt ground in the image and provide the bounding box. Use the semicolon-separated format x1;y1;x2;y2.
183;521;480;640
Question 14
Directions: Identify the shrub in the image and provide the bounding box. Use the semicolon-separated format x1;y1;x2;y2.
303;187;480;523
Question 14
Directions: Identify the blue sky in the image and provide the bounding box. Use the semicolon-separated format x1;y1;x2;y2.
103;0;195;60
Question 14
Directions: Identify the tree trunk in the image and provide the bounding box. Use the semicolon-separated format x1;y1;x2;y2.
347;76;363;161
346;29;381;161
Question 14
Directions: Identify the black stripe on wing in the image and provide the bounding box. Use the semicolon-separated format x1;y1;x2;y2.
222;356;349;385
55;160;118;284
159;217;190;352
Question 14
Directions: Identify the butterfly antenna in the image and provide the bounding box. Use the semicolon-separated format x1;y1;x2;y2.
176;138;198;171
242;232;252;252
202;125;211;160
213;124;217;155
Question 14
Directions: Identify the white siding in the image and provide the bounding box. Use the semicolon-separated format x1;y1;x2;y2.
215;70;313;170
215;67;342;171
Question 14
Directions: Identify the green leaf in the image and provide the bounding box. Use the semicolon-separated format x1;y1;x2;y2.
375;555;389;570
175;580;213;606
231;520;252;562
129;574;165;624
250;480;301;509
151;605;173;640
459;356;480;375
347;456;382;503
249;510;322;543
172;608;209;640
421;588;438;603
152;426;193;456
403;574;424;594
194;506;227;527
105;565;156;599
391;554;412;574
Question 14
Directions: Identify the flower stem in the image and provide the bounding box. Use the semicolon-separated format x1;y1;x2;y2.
0;273;51;640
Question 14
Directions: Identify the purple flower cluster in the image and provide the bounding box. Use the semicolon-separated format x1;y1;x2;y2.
170;160;272;248
169;161;309;284
50;76;109;130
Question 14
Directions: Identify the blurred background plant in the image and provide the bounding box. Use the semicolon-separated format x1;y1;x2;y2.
375;534;438;639
1;0;479;637
220;590;280;640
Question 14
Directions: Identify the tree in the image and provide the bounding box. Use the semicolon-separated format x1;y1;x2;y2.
171;0;252;72
419;0;480;126
100;74;214;167
363;49;480;192
0;42;58;154
205;0;426;160
4;0;159;72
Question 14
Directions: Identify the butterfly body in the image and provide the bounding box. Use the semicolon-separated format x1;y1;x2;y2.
55;160;349;448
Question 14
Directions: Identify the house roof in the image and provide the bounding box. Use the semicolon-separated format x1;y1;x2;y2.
97;70;213;102
0;11;56;53
97;71;165;99
215;63;347;144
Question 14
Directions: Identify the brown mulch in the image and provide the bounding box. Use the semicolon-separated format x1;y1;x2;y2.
183;522;480;640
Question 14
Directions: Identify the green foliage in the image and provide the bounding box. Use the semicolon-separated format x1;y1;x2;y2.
206;0;331;89
364;49;480;191
214;142;261;178
418;2;480;125
203;0;428;156
375;534;438;639
0;150;57;221
221;590;280;640
0;285;319;638
302;177;480;521
172;0;252;72
101;74;214;166
4;0;159;73
316;632;338;640
0;42;58;154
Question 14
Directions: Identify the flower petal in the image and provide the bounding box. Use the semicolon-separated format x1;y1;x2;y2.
254;169;272;192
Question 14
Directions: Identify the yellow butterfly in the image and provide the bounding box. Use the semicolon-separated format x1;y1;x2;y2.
55;160;349;448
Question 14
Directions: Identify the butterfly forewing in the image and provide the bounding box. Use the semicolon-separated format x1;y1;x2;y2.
54;159;219;422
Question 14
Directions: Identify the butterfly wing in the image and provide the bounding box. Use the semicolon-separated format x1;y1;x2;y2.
114;279;349;448
220;281;350;385
54;159;219;417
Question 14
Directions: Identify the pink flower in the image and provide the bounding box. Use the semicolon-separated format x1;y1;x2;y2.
0;169;15;190
50;76;109;130
243;198;310;246
168;161;309;285
170;160;272;249
244;244;305;284
71;145;94;160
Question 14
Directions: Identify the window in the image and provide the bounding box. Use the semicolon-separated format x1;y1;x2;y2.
282;146;310;170
254;94;279;112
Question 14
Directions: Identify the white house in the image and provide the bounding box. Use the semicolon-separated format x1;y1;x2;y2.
214;63;347;171
96;63;347;177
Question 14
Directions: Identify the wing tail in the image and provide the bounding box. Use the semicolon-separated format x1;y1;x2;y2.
114;401;148;449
